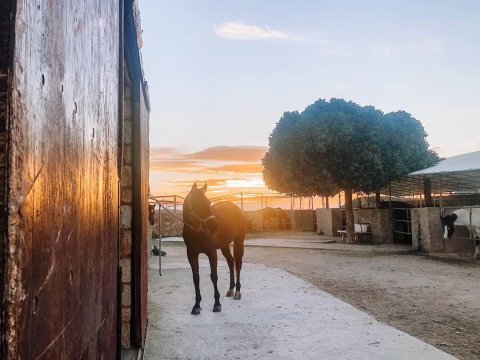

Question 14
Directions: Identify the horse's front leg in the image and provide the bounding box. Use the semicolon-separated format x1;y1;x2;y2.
187;249;202;315
207;249;222;312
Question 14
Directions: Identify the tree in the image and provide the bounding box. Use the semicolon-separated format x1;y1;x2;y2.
262;98;438;242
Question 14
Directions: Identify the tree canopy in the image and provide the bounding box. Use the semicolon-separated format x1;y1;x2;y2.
262;98;438;197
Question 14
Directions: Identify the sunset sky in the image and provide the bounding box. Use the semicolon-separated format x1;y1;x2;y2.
139;0;480;199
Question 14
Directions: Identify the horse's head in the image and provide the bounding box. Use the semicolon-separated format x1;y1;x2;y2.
441;213;458;240
148;204;156;226
184;183;218;232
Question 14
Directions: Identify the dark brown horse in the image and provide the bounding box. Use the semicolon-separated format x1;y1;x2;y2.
182;183;246;315
148;203;156;226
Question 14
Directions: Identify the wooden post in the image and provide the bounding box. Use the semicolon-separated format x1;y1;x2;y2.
174;195;177;213
240;192;243;210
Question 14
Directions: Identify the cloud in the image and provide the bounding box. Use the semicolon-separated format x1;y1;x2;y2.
149;145;267;174
184;146;267;162
215;21;299;41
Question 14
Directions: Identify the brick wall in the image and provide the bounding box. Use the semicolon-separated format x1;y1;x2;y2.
120;80;133;349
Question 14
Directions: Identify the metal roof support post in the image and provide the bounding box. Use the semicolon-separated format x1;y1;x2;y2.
158;201;162;276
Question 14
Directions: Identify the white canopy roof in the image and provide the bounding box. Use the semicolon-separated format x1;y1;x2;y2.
387;150;480;197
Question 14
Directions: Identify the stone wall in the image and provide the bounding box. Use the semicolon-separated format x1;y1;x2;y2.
316;209;343;236
245;210;264;232
317;208;393;243
411;207;473;255
354;209;392;244
154;210;183;238
288;210;315;231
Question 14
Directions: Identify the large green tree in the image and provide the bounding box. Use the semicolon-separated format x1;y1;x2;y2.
262;98;438;242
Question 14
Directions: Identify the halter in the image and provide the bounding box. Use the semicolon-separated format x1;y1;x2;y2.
183;198;217;232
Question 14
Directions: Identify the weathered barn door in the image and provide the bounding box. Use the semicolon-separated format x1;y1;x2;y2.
4;1;120;358
0;0;13;356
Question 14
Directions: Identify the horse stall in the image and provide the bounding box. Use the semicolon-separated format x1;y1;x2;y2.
0;1;150;358
389;151;480;257
316;208;392;244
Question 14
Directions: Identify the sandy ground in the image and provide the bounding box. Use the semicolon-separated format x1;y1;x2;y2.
240;233;480;360
146;241;455;360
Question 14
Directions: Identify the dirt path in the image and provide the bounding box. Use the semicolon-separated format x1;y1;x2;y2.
244;245;480;360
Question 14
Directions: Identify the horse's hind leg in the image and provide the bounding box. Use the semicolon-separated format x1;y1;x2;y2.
187;249;202;315
233;240;244;300
207;249;222;312
474;238;480;259
221;246;235;297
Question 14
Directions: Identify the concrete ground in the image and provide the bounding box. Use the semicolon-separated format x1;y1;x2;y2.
144;237;455;360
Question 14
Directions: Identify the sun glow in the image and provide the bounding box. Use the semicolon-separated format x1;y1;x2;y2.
149;146;270;197
223;178;265;189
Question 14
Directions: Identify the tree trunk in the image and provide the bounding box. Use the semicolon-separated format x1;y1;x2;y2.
375;190;381;209
325;196;329;209
423;177;433;207
344;189;355;243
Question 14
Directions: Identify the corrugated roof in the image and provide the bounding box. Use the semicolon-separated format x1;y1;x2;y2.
410;150;480;176
386;150;480;197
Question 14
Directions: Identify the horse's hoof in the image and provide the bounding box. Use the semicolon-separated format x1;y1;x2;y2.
226;289;235;297
191;306;202;315
213;304;222;312
234;291;241;300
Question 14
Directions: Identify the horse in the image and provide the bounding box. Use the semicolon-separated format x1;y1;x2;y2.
182;183;247;315
148;203;156;226
441;208;480;259
262;207;290;230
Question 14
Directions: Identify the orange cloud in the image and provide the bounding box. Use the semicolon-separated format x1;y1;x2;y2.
149;145;270;197
182;146;267;162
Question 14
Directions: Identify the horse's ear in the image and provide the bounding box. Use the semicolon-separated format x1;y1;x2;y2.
201;183;207;194
191;183;198;191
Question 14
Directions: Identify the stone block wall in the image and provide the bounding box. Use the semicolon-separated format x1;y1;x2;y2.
411;207;474;255
353;209;392;244
411;207;444;252
244;210;264;232
155;210;183;238
316;208;343;236
288;210;315;231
